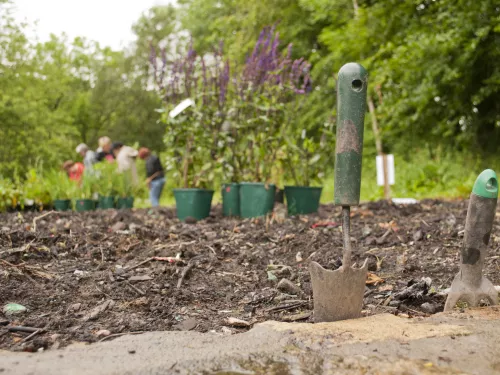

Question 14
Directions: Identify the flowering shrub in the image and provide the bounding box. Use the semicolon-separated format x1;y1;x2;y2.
151;26;312;186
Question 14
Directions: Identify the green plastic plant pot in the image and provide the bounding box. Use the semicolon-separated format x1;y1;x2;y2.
284;186;322;215
75;199;95;212
173;188;214;221
98;196;115;209
117;197;134;209
222;183;240;217
53;199;71;211
239;182;276;218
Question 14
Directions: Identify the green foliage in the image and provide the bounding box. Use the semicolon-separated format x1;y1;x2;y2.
0;178;23;212
93;163;120;196
113;169;146;198
42;170;79;200
20;168;52;207
1;0;499;203
0;4;164;179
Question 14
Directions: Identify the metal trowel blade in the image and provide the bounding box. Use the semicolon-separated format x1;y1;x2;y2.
309;261;368;322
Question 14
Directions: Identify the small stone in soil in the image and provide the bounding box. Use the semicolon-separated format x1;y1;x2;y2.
69;303;81;312
96;329;111;337
277;278;303;297
2;303;27;316
421;302;438;314
413;229;423;242
174;318;198;331
389;300;400;307
204;231;217;240
111;222;127;232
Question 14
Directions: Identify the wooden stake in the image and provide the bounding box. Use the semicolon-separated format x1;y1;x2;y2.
368;95;391;201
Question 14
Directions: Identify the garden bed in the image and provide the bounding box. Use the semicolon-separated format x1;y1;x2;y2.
1;200;499;352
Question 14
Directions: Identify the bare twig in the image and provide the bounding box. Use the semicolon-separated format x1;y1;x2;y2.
125;257;154;271
126;281;145;296
177;262;194;288
125;254;182;271
32;211;56;232
0;239;36;258
98;331;145;342
265;301;308;313
21;329;43;342
8;326;40;333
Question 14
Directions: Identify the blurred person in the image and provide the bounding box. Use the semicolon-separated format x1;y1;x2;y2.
75;143;97;171
138;147;165;207
111;142;138;184
96;136;114;162
62;160;84;182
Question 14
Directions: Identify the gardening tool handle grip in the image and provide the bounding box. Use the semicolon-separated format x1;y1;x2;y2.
334;63;368;206
460;170;497;286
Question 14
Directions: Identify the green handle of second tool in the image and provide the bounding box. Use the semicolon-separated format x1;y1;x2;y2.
334;62;368;206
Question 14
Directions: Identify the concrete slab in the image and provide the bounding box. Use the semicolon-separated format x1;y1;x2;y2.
1;307;500;374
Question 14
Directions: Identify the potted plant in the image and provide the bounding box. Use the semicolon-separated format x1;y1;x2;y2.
44;170;78;211
114;170;141;209
283;126;332;215
151;42;230;221
164;107;217;221
94;163;118;209
75;173;97;212
232;26;312;218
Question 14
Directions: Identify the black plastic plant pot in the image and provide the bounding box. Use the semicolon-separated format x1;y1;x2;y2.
98;196;115;210
239;182;276;218
53;199;72;211
116;196;134;209
173;188;214;221
284;186;322;215
222;183;240;217
75;199;95;212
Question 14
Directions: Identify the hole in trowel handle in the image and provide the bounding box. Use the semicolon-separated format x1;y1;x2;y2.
351;79;363;92
486;177;497;193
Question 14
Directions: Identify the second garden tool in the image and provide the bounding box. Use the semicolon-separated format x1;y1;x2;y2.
444;169;499;311
309;62;368;322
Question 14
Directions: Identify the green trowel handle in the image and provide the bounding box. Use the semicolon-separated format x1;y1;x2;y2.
334;62;368;206
461;169;498;285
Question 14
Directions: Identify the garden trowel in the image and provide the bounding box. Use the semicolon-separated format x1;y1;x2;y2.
310;62;368;322
444;169;499;311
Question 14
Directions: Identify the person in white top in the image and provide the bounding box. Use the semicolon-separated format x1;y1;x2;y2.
111;142;139;185
75;143;97;172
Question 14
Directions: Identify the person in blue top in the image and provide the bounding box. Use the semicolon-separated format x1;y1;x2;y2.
138;147;166;207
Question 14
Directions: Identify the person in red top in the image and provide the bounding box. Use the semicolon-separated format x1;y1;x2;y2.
62;160;85;183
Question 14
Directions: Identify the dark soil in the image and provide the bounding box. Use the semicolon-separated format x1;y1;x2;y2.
1;200;499;352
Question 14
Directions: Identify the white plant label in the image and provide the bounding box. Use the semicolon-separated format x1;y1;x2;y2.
169;98;194;118
376;154;395;186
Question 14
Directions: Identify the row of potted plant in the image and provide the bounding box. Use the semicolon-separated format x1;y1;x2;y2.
0;164;141;213
151;26;332;221
52;163;142;212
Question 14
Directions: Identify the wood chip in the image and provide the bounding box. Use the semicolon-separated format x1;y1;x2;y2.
225;317;250;327
129;275;153;282
282;312;312;322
